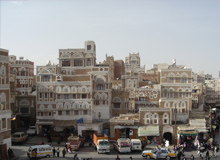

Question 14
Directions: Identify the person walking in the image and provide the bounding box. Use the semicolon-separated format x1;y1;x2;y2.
190;154;195;160
8;147;13;159
40;140;44;145
32;148;37;160
177;150;182;160
182;156;187;160
206;150;210;160
62;148;66;158
57;148;60;157
173;145;177;152
53;147;56;157
116;155;120;160
73;154;78;160
129;156;133;160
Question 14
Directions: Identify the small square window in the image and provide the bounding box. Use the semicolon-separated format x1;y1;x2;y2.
87;45;91;50
82;94;87;99
2;118;6;129
58;111;62;115
164;119;167;124
40;93;42;98
84;110;88;115
50;93;53;99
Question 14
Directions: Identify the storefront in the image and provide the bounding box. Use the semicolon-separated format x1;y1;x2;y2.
54;120;77;137
178;130;197;149
138;126;161;145
36;121;54;136
113;126;138;139
78;122;104;140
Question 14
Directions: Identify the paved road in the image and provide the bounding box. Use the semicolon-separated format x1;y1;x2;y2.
10;130;220;160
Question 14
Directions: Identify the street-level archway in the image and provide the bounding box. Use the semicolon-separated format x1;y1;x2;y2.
163;132;172;145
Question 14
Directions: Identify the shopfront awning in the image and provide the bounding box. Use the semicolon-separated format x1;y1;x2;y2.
55;120;77;127
138;126;159;136
36;121;54;125
179;130;197;136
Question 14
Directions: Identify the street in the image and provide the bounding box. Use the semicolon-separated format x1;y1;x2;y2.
9;130;220;160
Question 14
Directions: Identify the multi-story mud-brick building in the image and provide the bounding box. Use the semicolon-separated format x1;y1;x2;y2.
9;55;36;128
0;48;11;160
36;41;112;138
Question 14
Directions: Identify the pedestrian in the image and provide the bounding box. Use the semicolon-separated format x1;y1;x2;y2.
69;145;72;153
156;147;161;159
40;139;44;145
53;147;56;157
57;147;60;157
177;150;182;160
32;148;37;160
62;148;66;158
174;145;177;152
199;153;203;160
116;155;120;160
65;143;68;151
183;142;186;153
129;156;133;160
206;150;210;160
8;147;16;160
190;154;194;160
214;146;217;158
182;155;187;160
8;147;13;159
73;154;78;160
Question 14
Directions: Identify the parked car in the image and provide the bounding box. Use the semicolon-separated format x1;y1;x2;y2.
131;139;142;151
27;126;37;135
27;144;52;158
142;148;177;160
113;138;131;153
12;132;28;143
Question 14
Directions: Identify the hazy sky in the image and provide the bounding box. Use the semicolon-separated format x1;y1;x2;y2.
1;0;220;78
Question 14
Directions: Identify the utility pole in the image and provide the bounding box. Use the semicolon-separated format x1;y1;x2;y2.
175;106;177;145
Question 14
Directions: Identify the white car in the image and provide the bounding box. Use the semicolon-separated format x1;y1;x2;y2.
27;126;37;135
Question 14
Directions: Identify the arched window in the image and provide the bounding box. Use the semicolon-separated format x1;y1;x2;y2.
0;93;6;110
56;103;63;109
179;89;183;97
71;87;77;92
40;105;44;110
95;78;105;90
1;65;6;75
144;113;151;124
63;86;70;93
20;67;26;76
56;86;62;93
169;89;174;98
195;96;198;103
64;102;71;109
163;113;169;124
163;89;168;97
113;97;121;109
164;102;170;108
48;105;53;110
152;113;159;124
82;87;87;92
72;102;79;109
